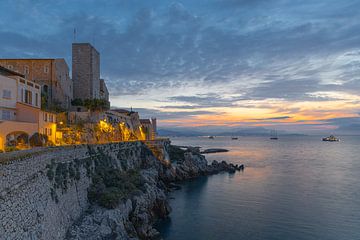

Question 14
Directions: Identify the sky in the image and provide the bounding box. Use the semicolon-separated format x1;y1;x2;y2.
1;0;360;134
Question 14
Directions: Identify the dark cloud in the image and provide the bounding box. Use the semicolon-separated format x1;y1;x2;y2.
168;94;245;108
1;0;360;133
252;116;291;121
246;78;341;100
130;107;217;120
324;117;360;134
1;0;359;98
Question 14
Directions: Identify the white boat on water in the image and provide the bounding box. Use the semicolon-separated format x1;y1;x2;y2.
322;135;340;142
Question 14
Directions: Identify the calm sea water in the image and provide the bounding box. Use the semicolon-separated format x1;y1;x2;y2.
156;136;360;240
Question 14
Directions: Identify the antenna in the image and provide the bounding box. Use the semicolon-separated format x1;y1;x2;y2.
73;28;77;42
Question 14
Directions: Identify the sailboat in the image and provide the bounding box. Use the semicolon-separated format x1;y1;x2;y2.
270;130;278;140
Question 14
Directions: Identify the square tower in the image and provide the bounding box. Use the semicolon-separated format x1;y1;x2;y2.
72;43;100;100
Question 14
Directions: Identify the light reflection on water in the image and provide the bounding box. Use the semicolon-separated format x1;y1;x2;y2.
156;136;360;240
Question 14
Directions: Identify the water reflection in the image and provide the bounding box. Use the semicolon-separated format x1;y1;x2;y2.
158;136;360;240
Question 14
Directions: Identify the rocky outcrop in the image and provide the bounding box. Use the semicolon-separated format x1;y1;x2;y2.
0;142;243;240
67;146;243;240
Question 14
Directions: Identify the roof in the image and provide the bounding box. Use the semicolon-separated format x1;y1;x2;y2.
0;65;25;77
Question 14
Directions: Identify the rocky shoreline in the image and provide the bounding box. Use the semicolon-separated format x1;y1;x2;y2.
66;145;243;240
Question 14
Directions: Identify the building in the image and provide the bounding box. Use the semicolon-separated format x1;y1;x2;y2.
100;79;109;102
140;118;157;140
72;43;100;100
0;58;73;110
0;66;56;151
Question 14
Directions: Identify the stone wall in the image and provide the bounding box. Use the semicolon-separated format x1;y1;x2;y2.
0;141;161;240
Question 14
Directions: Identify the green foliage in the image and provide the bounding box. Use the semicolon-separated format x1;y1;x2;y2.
41;93;48;110
71;98;84;106
83;98;110;112
29;133;49;147
88;167;142;209
168;145;186;163
48;101;66;113
4;146;19;152
54;162;69;191
47;168;54;181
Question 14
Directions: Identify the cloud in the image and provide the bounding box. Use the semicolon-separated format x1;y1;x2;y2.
127;107;217;120
168;94;244;108
1;0;360;132
324;117;360;133
252;116;291;121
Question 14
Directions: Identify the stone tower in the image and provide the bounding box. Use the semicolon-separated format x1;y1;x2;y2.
72;43;100;100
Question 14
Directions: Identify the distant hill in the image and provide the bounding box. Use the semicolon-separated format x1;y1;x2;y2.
157;129;206;137
157;127;305;137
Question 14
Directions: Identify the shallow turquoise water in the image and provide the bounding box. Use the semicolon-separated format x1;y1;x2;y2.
156;136;360;240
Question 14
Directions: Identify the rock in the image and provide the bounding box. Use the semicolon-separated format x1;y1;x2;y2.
66;144;244;240
200;148;229;154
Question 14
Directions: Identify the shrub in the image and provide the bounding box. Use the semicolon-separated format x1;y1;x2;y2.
29;133;48;147
168;145;186;163
5;146;19;152
88;168;142;209
71;98;84;106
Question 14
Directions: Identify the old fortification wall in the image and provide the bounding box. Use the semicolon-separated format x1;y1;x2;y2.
0;142;159;240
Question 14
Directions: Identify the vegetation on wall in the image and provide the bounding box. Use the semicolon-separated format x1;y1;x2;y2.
45;144;144;208
71;98;110;111
88;169;142;209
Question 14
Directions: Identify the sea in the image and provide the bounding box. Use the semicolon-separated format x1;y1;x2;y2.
156;135;360;240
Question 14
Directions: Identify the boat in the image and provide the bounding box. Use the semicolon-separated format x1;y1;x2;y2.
322;135;340;142
231;137;238;140
270;130;278;140
208;136;215;139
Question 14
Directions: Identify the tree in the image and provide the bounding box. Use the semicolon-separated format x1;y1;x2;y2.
71;98;84;106
83;99;110;112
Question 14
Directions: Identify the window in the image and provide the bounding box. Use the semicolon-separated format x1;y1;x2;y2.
2;110;11;120
44;65;49;73
24;90;32;104
35;93;39;107
49;128;52;136
24;65;29;75
2;90;11;99
49;114;53;122
44;113;48;122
